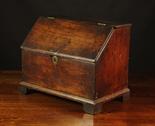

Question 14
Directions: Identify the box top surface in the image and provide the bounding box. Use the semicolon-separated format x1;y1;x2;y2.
22;17;127;61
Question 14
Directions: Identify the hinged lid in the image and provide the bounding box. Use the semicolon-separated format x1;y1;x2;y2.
21;17;128;62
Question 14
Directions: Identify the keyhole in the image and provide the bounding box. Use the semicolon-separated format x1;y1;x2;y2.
52;56;58;65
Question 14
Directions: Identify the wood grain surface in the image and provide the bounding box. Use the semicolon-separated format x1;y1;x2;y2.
22;50;95;99
96;26;130;98
22;17;111;59
0;71;155;126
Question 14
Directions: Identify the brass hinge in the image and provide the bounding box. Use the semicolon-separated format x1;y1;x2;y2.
47;17;55;20
97;22;106;26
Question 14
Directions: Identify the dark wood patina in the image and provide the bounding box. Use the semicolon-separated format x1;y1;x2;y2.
20;17;131;114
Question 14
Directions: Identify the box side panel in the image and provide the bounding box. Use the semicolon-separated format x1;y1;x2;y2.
22;50;95;100
95;26;131;98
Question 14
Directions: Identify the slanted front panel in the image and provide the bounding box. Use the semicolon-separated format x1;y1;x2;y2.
95;26;131;98
22;50;95;99
22;17;111;59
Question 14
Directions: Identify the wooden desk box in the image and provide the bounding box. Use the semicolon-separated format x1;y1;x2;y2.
20;17;131;114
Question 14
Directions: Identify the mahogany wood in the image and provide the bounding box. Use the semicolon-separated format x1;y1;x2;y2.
21;17;131;114
22;50;95;99
95;26;131;98
23;17;111;59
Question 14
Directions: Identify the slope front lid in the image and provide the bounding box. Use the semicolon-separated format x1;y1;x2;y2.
22;17;112;62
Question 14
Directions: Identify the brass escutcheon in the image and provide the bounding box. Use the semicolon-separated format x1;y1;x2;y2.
52;56;58;65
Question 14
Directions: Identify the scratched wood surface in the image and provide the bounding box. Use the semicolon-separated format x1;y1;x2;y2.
0;71;155;126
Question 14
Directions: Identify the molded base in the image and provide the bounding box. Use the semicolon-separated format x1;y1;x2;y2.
19;82;130;114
